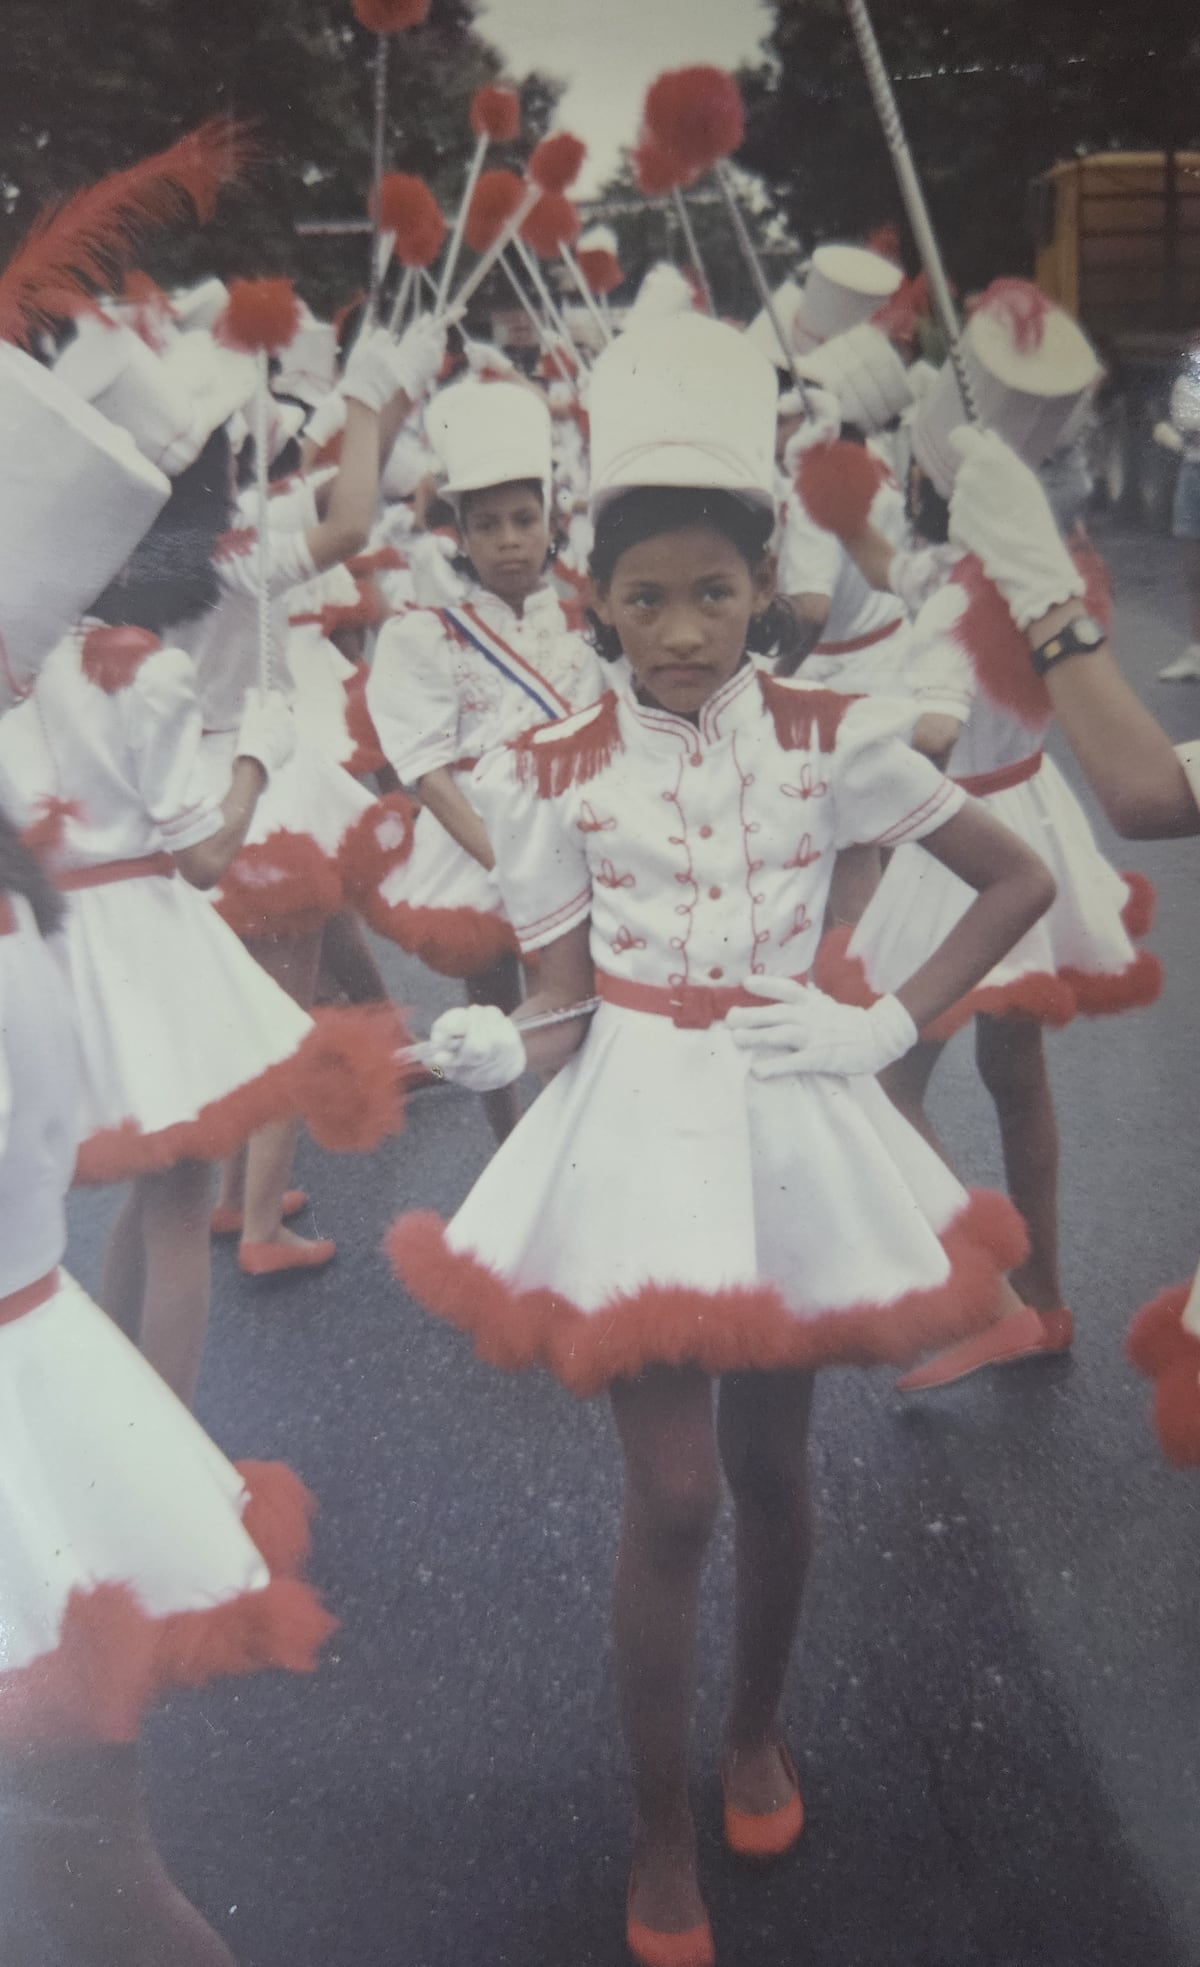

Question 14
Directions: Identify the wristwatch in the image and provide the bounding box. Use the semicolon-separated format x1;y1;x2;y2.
1030;612;1106;677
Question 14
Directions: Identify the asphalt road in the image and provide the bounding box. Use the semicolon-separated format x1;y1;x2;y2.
54;524;1200;1967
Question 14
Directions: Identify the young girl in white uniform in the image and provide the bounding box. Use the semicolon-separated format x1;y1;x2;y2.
0;805;334;1967
385;318;1054;1967
367;378;603;1141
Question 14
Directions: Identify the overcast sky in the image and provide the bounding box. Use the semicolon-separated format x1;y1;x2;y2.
475;0;774;195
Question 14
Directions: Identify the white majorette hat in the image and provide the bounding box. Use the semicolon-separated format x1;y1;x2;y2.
588;314;777;517
55;316;257;476
0;343;170;703
274;304;339;410
426;380;552;507
791;244;903;354
622;262;696;333
910;280;1103;497
743;279;806;370
171;277;231;333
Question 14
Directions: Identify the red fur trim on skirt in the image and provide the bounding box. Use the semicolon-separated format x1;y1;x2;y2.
343;663;388;777
338;793;417;905
74;1053;304;1185
0;1461;336;1747
1125;1281;1200;1468
385;1190;1028;1398
215;829;345;940
294;1005;407;1151
358;890;518;978
1119;870;1157;940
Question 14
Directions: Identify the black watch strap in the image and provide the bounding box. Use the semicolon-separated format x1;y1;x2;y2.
1030;614;1106;677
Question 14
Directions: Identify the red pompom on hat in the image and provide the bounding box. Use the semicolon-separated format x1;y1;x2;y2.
374;173;446;267
794;440;888;540
470;83;521;144
520;192;580;260
464;169;525;253
351;0;429;30
642;66;745;177
528;132;587;194
967;277;1055;354
577;246;623;296
633;135;689;197
866;224;903;266
218;278;302;356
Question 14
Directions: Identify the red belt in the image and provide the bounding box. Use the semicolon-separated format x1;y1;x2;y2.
597;969;807;1031
57;852;175;893
954;751;1043;798
814;617;905;657
0;1269;59;1327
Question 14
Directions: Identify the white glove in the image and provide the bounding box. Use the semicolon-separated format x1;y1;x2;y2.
424;1005;526;1091
235;687;296;782
463;335;518;380
947;427;1084;631
391;314;448;401
796;323;915;434
780;385;842;470
304;389;348;449
726;977;917;1079
342;326;405;414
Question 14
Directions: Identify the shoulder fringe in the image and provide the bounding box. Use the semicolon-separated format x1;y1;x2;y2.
510;691;622;798
80;625;162;694
757;673;860;752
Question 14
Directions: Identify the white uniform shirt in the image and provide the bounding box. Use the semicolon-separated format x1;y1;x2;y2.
471;659;963;982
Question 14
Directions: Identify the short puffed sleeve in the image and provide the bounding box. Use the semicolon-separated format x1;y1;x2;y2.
905;580;975;722
124;645;224;851
470;742;592;953
830;694;965;850
368;610;461;783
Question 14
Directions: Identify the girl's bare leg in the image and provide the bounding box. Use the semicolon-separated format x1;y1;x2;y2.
609;1365;721;1935
975;1013;1064;1313
2;1745;237;1967
240;930;324;1251
879;1033;950;1161
99;1185;145;1343
466;951;523;1145
717;1369;816;1812
215;1142;247;1216
317;908;388;1005
136;1159;214;1405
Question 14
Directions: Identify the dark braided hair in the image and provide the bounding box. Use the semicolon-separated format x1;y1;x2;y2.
586;486;805;670
0;804;62;936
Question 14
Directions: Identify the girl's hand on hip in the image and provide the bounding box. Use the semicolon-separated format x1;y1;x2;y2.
727;977;917;1079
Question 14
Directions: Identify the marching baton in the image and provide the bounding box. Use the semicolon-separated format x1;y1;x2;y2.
396;996;602;1075
671;188;715;316
559;239;613;345
713;162;811;412
843;0;979;420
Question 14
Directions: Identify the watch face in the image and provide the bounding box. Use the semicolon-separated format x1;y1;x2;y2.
1075;615;1105;648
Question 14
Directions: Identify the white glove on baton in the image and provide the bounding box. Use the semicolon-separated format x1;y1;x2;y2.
342;326;406;414
235;687;296;783
727;977;918;1079
780;385;843;471
947;426;1084;630
425;1005;526;1091
391;314;448;401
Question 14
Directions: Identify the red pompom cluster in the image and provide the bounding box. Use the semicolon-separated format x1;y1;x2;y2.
641;66;744;180
794;439;887;540
521;191;580;260
375;173;446;267
1126;1282;1200;1467
351;0;429;30
470;83;521;144
528;131;587;194
464;169;525;253
218;277;302;355
577;246;623;295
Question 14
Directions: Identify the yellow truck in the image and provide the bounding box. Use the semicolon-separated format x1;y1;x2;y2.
1029;150;1200;526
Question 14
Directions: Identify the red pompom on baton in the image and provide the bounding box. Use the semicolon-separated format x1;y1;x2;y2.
470;84;522;144
577;247;623;296
521;191;581;260
351;0;429;29
375;172;446;267
464;169;526;254
642;65;745;178
794;440;888;541
528;131;587;195
218;277;302;355
633;136;688;197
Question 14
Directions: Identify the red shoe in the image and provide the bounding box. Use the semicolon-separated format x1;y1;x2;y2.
721;1743;805;1861
238;1236;336;1278
212;1189;308;1237
896;1304;1073;1393
626;1872;715;1967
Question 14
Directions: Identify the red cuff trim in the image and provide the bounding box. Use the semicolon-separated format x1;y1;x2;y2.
385;1190;1028;1399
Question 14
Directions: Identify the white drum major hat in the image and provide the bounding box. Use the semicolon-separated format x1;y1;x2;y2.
426;380;552;507
791;243;903;354
0;343;170;702
55;316;256;476
910;280;1103;497
588;314;777;516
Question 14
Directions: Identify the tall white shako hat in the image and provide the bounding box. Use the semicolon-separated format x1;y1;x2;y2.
910;279;1103;497
622;262;696;333
0;342;170;702
588;314;777;517
743;279;807;369
426;380;552;509
791;243;903;354
55;315;257;476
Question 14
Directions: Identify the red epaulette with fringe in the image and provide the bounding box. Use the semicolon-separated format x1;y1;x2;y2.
81;625;162;694
757;673;859;753
511;692;621;798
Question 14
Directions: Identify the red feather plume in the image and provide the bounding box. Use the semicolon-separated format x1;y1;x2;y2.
0;118;254;349
633;136;689;197
794;440;887;539
470;84;521;144
967;277;1054;353
871;272;931;349
464;169;525;254
577;246;623;296
218;278;302;356
374;173;446;267
520;192;581;260
351;0;429;30
642;66;745;176
528;132;587;194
